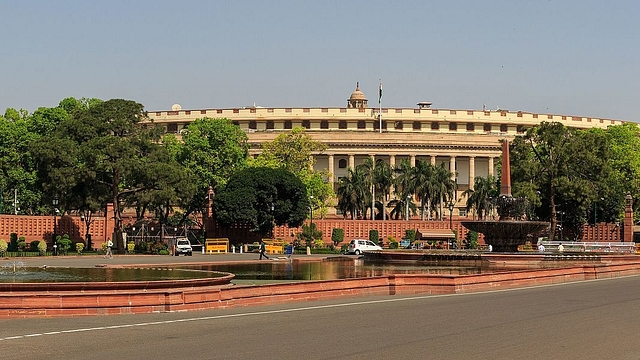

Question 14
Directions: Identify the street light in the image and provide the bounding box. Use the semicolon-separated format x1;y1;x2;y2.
405;195;411;221
270;203;275;238
448;201;455;230
52;197;59;255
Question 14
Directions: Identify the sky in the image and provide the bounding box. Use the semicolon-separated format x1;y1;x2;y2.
1;0;639;121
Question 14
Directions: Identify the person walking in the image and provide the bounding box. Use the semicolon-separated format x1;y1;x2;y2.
259;239;269;260
104;238;113;259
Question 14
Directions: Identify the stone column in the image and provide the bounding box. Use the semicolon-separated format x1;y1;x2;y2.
309;155;314;171
389;155;396;169
449;155;456;180
488;157;494;177
430;155;436;166
410;154;416;167
348;154;355;170
468;156;475;190
328;154;334;184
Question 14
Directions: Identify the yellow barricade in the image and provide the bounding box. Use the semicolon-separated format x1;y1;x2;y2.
205;238;229;254
263;239;285;254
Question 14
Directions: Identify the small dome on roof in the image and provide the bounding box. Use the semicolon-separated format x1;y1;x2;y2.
349;82;367;101
171;103;182;111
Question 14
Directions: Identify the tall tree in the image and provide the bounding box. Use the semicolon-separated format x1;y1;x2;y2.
462;176;498;220
176;117;249;227
214;167;308;236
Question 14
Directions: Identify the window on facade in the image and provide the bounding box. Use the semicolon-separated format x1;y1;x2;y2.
166;123;178;133
284;120;292;129
338;159;347;168
449;122;457;131
339;120;347;129
249;121;257;130
357;120;366;129
466;123;474;131
395;121;403;130
413;121;421;130
431;122;439;130
517;125;526;133
266;120;274;130
232;121;240;126
500;124;508;133
320;120;329;129
302;120;310;129
483;123;492;132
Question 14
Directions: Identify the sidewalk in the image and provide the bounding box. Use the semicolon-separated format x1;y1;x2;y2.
4;252;341;268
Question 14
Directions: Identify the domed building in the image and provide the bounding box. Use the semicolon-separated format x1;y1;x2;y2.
147;84;625;218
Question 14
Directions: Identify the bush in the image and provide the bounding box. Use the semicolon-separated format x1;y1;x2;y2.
340;243;349;254
29;240;40;252
127;242;135;254
57;234;72;255
37;240;48;256
405;229;416;243
17;237;27;252
331;228;344;247
369;229;379;244
0;239;7;256
75;242;85;254
465;231;479;249
9;233;18;252
389;241;399;249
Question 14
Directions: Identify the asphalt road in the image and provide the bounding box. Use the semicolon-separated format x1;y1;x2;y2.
2;274;640;360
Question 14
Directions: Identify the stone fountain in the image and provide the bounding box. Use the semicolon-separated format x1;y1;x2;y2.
462;139;549;252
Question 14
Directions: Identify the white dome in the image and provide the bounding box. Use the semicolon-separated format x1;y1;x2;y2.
171;103;182;111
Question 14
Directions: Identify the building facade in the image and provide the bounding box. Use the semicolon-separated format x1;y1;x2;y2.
146;85;624;217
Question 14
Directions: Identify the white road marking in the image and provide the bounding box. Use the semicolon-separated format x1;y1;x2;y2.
1;273;638;341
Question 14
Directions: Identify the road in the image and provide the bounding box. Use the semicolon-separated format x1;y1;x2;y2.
2;274;640;359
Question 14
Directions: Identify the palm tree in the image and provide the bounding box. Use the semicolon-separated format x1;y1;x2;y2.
411;160;436;220
336;167;369;219
374;160;393;220
431;164;457;220
357;158;376;220
462;175;499;220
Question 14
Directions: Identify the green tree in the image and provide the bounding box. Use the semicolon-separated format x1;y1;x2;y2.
174;117;249;230
462;175;499;220
336;167;369;219
374;160;394;220
214;167;309;236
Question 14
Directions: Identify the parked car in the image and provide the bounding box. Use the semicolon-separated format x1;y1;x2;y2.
174;238;193;256
347;239;382;255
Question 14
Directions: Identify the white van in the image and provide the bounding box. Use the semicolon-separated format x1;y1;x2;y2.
347;239;382;255
174;237;193;256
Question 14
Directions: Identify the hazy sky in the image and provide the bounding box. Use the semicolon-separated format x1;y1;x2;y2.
2;0;639;121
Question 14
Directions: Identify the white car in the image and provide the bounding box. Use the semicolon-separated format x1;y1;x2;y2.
174;238;193;256
347;239;382;255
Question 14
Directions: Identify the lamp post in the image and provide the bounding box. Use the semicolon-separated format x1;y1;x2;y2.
270;203;275;238
52;197;59;255
405;195;411;221
448;201;454;230
594;197;604;240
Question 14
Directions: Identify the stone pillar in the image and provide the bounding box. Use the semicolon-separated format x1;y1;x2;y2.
449;155;456;180
430;155;436;166
468;156;475;190
309;155;314;171
623;192;634;243
348;154;355;170
500;139;511;196
389;155;396;169
410;155;416;167
488;157;495;177
328;154;334;183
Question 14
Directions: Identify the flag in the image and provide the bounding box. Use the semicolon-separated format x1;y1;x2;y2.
378;80;383;104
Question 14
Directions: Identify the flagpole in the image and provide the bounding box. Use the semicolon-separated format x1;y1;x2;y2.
378;80;382;134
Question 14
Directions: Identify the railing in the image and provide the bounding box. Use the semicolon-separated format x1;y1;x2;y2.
539;241;636;254
205;238;229;254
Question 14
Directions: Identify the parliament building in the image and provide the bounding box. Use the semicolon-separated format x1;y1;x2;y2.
146;84;624;218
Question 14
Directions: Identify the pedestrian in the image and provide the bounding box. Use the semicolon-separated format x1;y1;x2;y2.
259;239;269;260
487;244;493;252
557;242;564;253
538;243;546;253
104;238;113;259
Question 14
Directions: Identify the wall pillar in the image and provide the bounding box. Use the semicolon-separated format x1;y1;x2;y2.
488;157;495;177
328;153;335;183
449;155;456;180
348;154;355;170
430;155;436;166
410;155;416;167
468;156;475;190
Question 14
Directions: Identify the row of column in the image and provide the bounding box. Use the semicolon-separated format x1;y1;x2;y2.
321;154;496;191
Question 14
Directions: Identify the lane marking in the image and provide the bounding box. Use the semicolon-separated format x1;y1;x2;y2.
2;273;639;341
